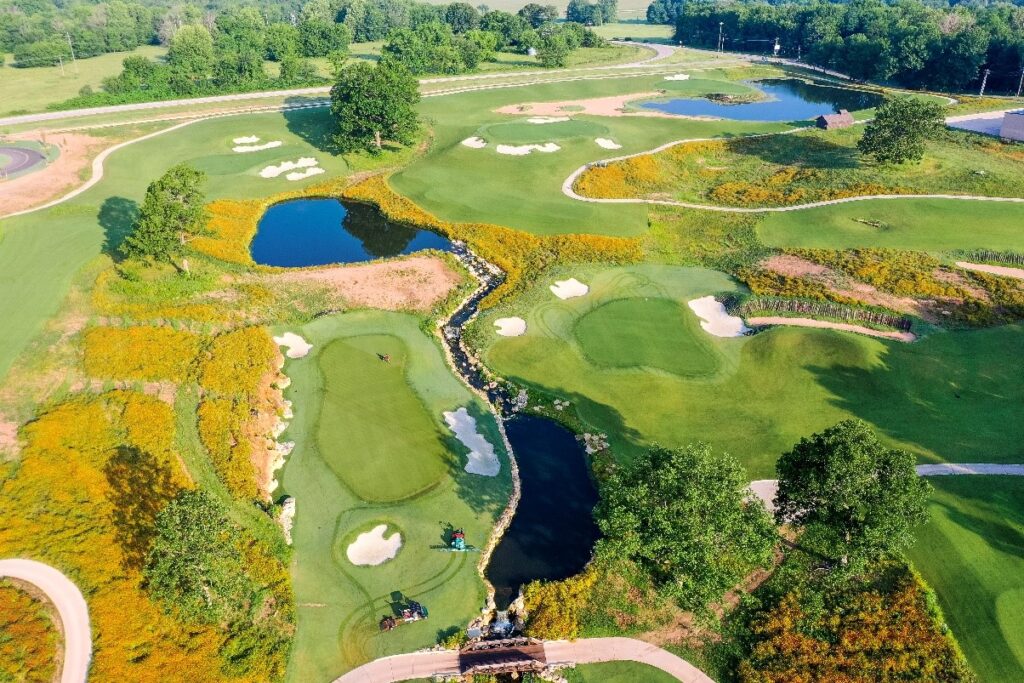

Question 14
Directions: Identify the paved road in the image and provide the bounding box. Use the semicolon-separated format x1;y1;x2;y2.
750;464;1024;512
0;559;91;683
0;41;677;129
0;146;45;175
333;637;712;682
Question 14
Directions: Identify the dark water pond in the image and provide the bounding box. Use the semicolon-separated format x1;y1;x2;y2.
641;78;883;122
251;198;453;267
486;416;600;609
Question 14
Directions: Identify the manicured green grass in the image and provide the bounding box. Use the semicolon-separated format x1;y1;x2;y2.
907;477;1024;682
474;264;1024;477
565;660;682;682
591;21;676;43
758;198;1024;252
479;119;611;144
280;311;512;681
317;334;451;502
0;45;167;116
394;73;788;235
574;297;720;377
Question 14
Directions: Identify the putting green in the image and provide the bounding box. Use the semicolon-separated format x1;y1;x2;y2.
475;264;1024;478
907;477;1024;682
573;297;720;377
758;198;1024;251
317;334;450;502
477;119;610;144
280;311;512;681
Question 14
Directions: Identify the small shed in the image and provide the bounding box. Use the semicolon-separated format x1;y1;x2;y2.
816;109;854;130
1000;111;1024;142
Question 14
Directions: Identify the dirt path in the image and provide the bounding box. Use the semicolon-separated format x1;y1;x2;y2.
955;261;1024;280
0;559;91;683
745;316;916;342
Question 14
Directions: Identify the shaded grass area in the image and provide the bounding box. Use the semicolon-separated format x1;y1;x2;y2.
280;311;511;681
758;197;1024;252
474;264;1024;478
907;476;1024;683
392;72;788;236
317;334;451;502
565;660;681;682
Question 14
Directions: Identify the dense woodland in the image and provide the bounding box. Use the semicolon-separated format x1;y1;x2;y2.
647;0;1024;94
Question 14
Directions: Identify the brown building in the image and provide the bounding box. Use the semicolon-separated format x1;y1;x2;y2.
816;109;855;130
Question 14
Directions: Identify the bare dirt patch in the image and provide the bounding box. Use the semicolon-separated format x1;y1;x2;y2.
495;92;710;120
762;254;831;278
0;132;106;215
748;316;917;342
270;255;462;311
956;261;1024;280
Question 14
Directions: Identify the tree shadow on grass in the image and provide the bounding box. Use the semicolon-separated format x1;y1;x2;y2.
283;98;341;155
928;479;1024;562
98;196;138;259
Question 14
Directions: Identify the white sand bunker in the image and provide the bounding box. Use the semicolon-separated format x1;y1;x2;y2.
286;167;325;181
233;135;260;144
664;74;690;81
550;278;589;299
346;524;402;566
461;136;487;148
527;116;570;124
444;407;501;477
274;332;313;358
260;157;318;178
688;296;749;337
233;137;283;153
496;143;560;156
494;317;527;336
595;138;622;150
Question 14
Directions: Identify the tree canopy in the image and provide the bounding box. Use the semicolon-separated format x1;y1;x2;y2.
858;96;946;165
330;60;420;153
120;163;207;268
775;419;931;573
595;443;777;611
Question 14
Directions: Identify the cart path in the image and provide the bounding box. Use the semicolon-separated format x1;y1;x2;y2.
750;464;1024;511
0;559;91;683
333;637;713;682
0;146;45;175
956;261;1024;280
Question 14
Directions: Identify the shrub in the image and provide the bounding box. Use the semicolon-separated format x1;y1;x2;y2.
83;326;203;382
523;568;598;640
0;580;59;682
197;397;260;501
191;199;264;266
199;327;278;398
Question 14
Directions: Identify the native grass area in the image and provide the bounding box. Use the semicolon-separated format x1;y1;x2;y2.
0;55;1022;682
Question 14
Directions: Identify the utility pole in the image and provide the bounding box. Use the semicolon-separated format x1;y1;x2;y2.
979;68;990;97
717;22;724;52
57;55;65;76
773;36;780;58
1016;69;1024;98
65;32;78;75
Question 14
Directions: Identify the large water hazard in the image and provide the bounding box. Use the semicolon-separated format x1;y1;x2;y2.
251;198;453;267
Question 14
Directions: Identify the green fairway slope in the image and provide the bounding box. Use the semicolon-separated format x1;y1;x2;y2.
566;660;681;682
758;198;1024;251
475;264;1024;477
280;311;511;681
908;477;1024;682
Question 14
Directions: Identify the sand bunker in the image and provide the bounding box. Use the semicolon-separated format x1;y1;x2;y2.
346;525;402;566
233;139;282;153
527;116;571;124
746;316;916;342
461;136;487;148
688;296;750;337
274;332;312;358
495;143;560;156
233;135;260;144
748;480;778;513
550;278;589;299
664;74;690;81
286;167;325;181
494;317;527;336
444;407;501;477
260;157;318;178
496;92;670;119
595;138;622;150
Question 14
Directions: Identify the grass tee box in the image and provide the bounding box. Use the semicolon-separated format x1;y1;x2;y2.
908;476;1024;682
280;311;511;681
475;264;1024;478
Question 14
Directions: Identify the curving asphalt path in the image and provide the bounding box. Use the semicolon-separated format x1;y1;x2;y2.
0;146;45;175
0;559;91;683
333;637;714;683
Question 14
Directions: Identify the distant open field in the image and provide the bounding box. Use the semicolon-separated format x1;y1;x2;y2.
474;264;1024;478
908;477;1024;682
0;45;167;116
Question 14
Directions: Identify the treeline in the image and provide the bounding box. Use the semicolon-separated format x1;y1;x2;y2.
645;0;1024;93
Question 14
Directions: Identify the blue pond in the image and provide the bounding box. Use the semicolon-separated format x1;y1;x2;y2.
251;198;453;267
641;78;883;122
486;416;600;609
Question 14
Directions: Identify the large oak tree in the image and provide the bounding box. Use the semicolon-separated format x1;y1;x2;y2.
329;60;420;153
